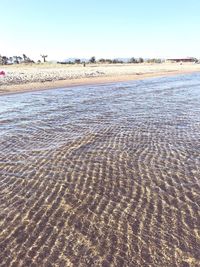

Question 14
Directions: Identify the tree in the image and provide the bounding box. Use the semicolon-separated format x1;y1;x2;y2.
0;55;3;65
89;56;96;63
41;55;48;62
112;59;124;64
23;54;28;61
147;58;162;63
105;59;112;64
190;57;198;63
13;56;19;64
138;57;144;63
13;56;22;64
129;57;137;63
2;56;8;65
22;54;30;62
74;59;81;64
18;56;23;63
155;58;162;63
99;58;106;63
23;54;34;63
0;55;8;65
9;57;13;64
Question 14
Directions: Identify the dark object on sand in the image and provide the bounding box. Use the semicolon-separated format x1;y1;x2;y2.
0;70;5;76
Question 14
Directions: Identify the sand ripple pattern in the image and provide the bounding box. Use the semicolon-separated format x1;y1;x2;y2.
0;74;200;267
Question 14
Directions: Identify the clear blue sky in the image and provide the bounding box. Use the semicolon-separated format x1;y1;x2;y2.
1;0;200;61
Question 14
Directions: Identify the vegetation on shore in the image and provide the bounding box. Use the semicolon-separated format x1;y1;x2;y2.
0;54;166;66
0;54;199;66
58;56;164;65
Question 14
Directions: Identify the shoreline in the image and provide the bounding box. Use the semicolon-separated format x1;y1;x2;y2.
0;64;200;96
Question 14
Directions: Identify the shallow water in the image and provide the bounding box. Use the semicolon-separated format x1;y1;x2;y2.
0;74;200;267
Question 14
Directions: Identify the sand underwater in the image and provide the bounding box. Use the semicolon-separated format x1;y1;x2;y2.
0;74;199;266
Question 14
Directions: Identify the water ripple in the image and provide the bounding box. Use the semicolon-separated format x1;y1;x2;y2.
0;74;200;266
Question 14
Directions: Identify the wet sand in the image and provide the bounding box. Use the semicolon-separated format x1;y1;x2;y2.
0;74;200;266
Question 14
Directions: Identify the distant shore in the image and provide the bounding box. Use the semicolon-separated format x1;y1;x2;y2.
0;63;200;95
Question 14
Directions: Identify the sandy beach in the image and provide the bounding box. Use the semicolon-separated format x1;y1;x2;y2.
0;62;200;95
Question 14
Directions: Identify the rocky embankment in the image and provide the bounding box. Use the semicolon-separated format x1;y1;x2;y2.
0;66;107;86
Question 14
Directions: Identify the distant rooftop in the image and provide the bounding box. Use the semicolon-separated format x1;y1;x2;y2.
166;57;198;62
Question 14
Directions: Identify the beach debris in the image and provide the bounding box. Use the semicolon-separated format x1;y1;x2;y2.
0;70;5;76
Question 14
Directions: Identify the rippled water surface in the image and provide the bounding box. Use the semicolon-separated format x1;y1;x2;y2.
0;74;200;267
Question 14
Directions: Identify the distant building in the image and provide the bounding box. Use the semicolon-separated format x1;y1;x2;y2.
166;57;198;63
